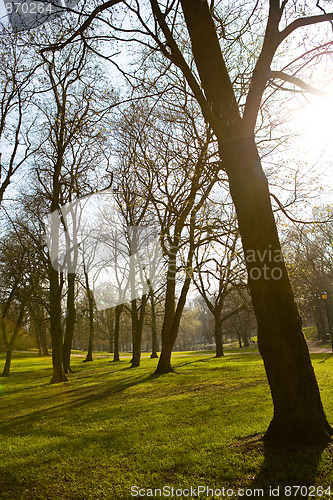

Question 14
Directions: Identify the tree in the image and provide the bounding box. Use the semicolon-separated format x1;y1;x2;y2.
0;27;37;206
193;201;246;357
0;224;38;376
30;18;114;382
42;0;333;442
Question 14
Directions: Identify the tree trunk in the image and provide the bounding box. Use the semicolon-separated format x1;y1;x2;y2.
150;294;159;359
1;348;12;377
83;268;95;363
147;283;159;359
1;300;27;378
242;328;249;347
50;264;67;383
63;273;76;373
131;295;147;368
155;267;192;374
315;306;326;343
113;304;122;362
39;315;49;356
214;311;223;357
237;333;242;349
224;137;332;443
107;309;114;354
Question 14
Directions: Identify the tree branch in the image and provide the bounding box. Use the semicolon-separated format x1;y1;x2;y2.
269;71;329;96
279;12;333;42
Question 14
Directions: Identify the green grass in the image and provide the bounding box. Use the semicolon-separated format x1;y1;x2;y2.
303;326;319;341
0;352;333;499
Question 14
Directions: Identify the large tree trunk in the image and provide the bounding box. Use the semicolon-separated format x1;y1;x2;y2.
225;137;332;443
214;311;224;357
50;265;67;383
176;0;332;443
113;304;122;362
63;273;76;373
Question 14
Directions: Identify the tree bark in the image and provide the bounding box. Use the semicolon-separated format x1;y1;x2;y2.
177;0;332;444
1;300;26;378
314;304;326;342
214;311;224;357
150;290;159;359
113;304;122;362
155;267;192;374
63;273;76;373
50;264;67;383
224;137;332;443
83;268;95;363
107;309;114;354
131;295;147;368
1;348;12;377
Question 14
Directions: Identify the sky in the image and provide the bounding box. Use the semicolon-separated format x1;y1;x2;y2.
0;1;332;212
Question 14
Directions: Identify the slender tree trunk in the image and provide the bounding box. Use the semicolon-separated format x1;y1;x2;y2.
155;268;192;374
147;283;159;359
214;311;223;357
131;295;147;368
83;268;95;363
39;316;49;356
242;328;249;347
107;309;114;354
150;294;159;359
33;301;49;356
1;348;12;377
237;333;243;349
50;265;67;383
1;301;26;377
225;137;332;443
113;304;122;362
315;304;327;343
63;273;76;373
36;329;42;355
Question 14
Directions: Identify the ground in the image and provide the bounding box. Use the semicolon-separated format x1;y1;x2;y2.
0;348;332;499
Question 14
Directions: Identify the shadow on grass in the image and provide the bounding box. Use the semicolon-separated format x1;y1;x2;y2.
243;437;330;499
0;371;159;435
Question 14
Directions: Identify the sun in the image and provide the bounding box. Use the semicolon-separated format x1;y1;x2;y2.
297;95;333;155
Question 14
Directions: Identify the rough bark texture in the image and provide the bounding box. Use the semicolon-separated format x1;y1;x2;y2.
63;273;76;373
177;0;332;444
224;138;332;443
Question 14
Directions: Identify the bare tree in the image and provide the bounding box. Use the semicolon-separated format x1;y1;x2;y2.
40;0;333;442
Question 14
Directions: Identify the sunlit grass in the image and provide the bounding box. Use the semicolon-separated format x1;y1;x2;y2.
0;352;332;499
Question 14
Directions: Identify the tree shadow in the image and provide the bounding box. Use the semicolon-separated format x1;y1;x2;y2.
242;437;330;499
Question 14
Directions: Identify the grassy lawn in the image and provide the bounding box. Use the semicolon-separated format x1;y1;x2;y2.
0;352;333;499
